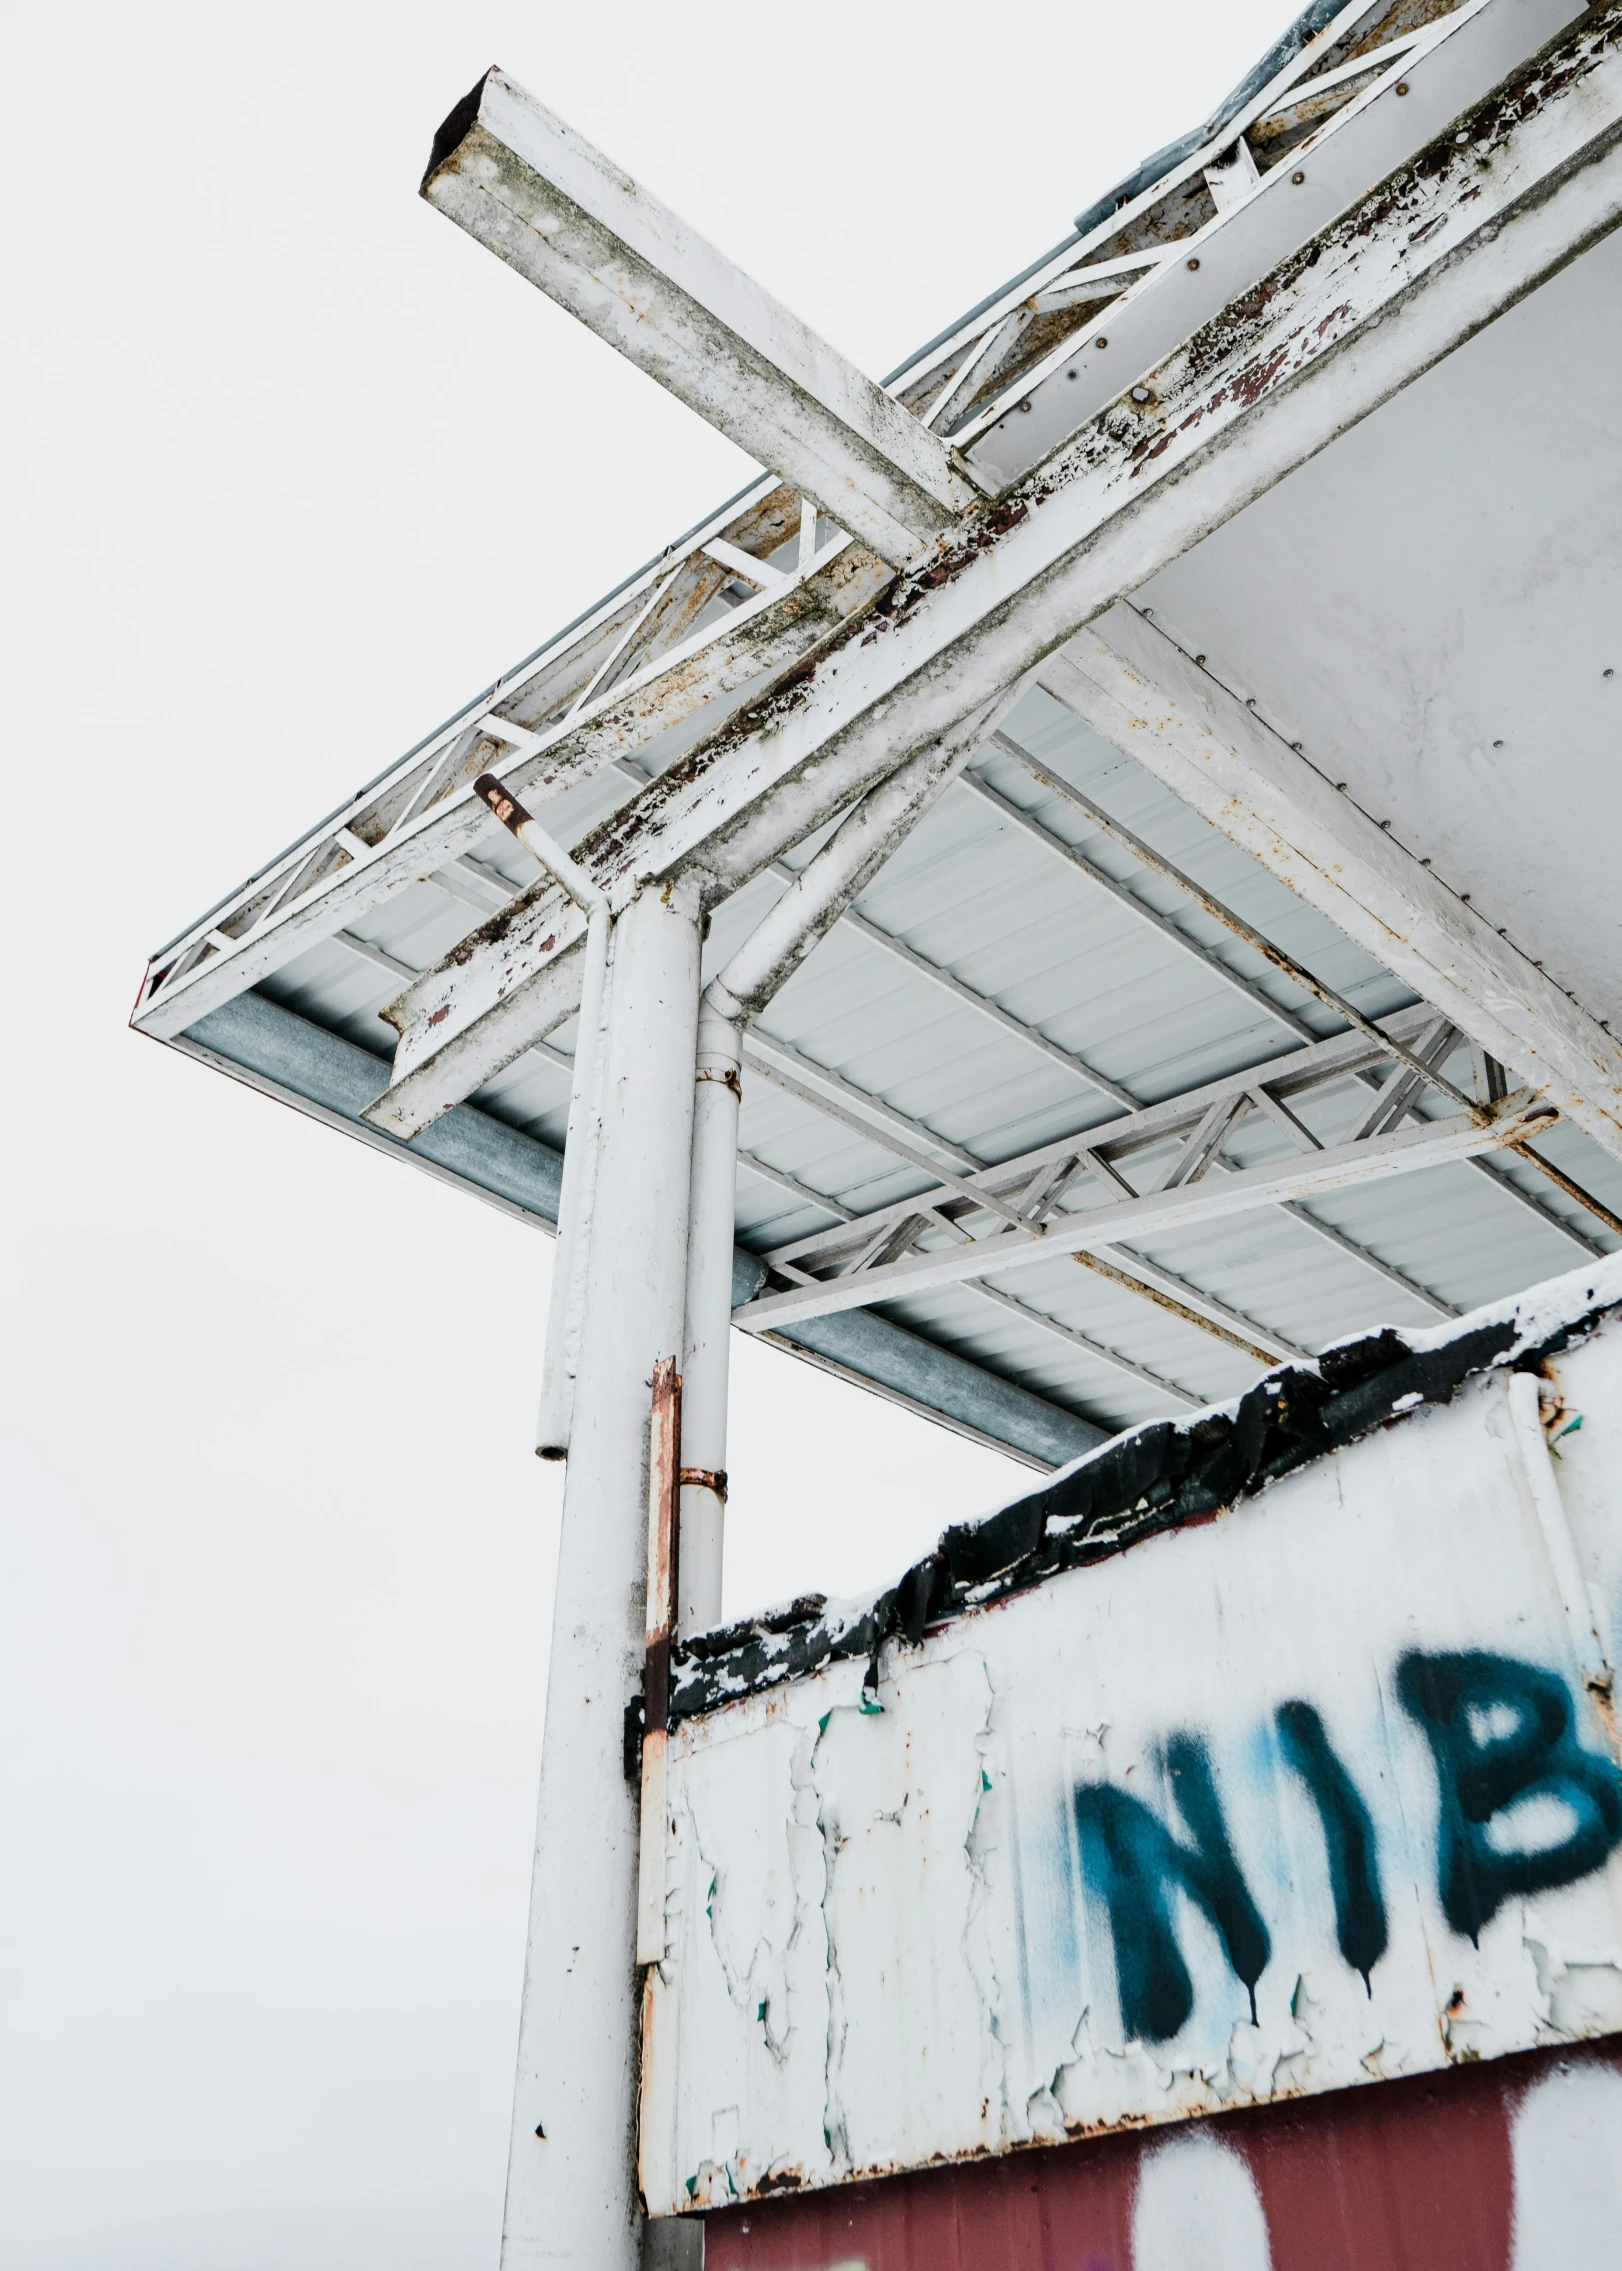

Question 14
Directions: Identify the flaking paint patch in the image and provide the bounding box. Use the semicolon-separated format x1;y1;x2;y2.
642;1291;1622;2213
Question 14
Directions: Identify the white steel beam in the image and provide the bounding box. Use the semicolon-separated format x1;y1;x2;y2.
139;10;1622;1113
739;1004;1464;1365
1043;605;1622;1163
659;15;1622;918
421;71;978;570
1276;1196;1457;1318
732;1094;1557;1330
1470;1154;1606;1258
741;1032;980;1178
678;700;1008;1630
738;1150;854;1222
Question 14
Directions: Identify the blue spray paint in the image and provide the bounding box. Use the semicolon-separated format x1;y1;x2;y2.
1396;1650;1622;1941
1068;1652;1622;2043
1073;1734;1270;2043
1275;1699;1388;1990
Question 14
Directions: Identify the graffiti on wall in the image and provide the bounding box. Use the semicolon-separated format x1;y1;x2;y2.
640;1322;1622;2215
1074;1651;1622;2044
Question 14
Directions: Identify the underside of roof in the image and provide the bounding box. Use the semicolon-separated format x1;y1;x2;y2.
139;0;1622;1468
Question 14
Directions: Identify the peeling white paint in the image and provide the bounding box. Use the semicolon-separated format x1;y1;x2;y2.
642;1312;1622;2213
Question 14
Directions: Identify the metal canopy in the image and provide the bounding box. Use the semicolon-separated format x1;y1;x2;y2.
140;0;1622;1469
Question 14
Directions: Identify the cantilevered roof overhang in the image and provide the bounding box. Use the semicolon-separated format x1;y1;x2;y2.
136;0;1622;1469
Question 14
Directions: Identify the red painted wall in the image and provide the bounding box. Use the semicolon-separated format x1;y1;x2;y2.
698;2038;1622;2271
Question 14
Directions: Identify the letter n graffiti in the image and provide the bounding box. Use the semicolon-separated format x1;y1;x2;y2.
1073;1734;1270;2044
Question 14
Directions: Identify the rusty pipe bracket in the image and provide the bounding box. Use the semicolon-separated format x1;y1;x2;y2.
679;1466;728;1501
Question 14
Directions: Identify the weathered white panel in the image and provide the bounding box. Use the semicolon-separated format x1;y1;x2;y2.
642;1308;1622;2212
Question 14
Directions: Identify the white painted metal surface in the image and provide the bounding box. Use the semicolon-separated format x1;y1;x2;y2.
500;882;701;2271
135;1;1622;1464
421;71;978;570
640;1264;1622;2212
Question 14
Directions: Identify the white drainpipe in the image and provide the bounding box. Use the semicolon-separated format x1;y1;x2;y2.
677;687;1024;1632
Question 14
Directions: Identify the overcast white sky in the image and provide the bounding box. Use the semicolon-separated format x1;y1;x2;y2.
4;3;1294;2262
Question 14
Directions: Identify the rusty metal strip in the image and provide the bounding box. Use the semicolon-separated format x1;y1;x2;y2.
636;1356;682;1968
1507;1142;1622;1242
1069;1249;1288;1368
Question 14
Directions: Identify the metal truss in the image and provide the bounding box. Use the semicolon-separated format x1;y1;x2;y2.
134;0;1514;1052
321;672;1617;1388
137;487;887;1036
734;1006;1435;1288
882;0;1451;454
731;1021;1557;1335
344;0;1622;1155
142;0;1622;1405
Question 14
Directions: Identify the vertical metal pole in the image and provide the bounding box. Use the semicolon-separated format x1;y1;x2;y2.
500;876;702;2271
673;696;1018;1634
678;997;742;1635
638;1357;681;1960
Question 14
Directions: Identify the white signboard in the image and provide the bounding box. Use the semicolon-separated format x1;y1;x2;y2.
640;1278;1622;2214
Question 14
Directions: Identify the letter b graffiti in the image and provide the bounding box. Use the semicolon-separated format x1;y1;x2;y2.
1397;1650;1622;1941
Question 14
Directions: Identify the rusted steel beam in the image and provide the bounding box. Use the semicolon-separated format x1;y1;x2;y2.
1067;1247;1302;1365
421;71;978;570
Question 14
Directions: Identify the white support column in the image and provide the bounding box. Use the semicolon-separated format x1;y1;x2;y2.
500;877;702;2271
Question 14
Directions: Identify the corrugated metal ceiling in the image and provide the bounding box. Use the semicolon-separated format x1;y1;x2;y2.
255;677;1622;1450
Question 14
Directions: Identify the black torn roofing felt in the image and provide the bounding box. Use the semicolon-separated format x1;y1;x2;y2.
645;1266;1622;1743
